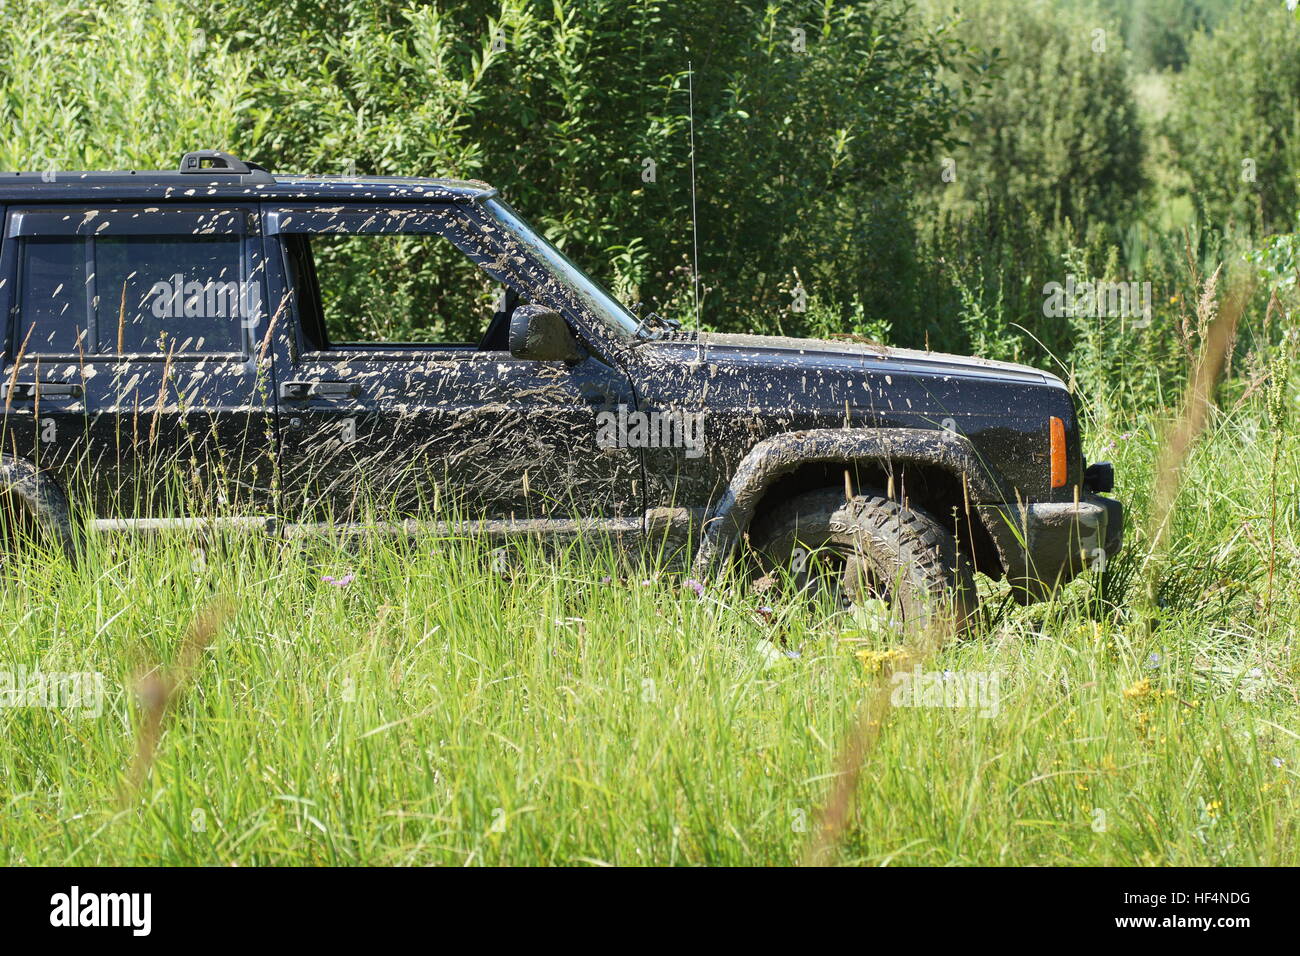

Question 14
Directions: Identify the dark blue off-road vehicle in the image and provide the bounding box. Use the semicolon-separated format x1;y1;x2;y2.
0;151;1121;627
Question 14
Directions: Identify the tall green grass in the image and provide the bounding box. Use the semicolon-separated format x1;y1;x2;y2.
1;374;1296;866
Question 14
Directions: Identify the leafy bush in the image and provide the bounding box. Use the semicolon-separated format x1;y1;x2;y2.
917;0;1146;234
199;0;978;333
1091;0;1237;72
1169;0;1300;235
0;0;256;170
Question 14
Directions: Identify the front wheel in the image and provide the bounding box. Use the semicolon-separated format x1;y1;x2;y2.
749;488;976;634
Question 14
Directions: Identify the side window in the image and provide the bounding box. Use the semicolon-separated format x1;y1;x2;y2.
275;206;527;351
17;237;89;354
13;222;251;356
95;237;245;354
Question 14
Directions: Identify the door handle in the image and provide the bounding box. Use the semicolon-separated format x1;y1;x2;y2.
2;381;82;400
311;381;361;399
279;380;361;400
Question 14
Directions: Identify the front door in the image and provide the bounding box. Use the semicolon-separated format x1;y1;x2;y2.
262;203;640;527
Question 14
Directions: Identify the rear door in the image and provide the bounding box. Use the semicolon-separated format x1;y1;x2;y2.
0;204;274;519
261;203;640;526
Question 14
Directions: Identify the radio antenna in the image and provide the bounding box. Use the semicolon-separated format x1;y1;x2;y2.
688;59;701;330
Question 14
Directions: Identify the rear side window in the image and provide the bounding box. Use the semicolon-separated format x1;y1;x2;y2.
10;210;255;357
18;238;89;354
95;237;244;353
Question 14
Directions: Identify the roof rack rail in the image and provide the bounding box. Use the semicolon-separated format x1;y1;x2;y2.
179;150;273;179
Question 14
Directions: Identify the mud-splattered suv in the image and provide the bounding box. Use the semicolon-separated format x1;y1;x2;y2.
0;151;1121;625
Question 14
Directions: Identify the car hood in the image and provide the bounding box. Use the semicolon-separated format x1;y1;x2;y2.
660;331;1053;385
627;329;1076;504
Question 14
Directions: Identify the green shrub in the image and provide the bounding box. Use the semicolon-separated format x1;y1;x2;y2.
1169;0;1300;235
198;0;979;334
0;0;257;170
917;0;1146;234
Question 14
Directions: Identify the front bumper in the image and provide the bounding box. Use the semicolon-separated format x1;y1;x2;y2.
977;493;1124;602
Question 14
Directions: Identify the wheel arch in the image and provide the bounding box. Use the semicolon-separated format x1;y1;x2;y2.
0;454;77;561
692;428;1012;578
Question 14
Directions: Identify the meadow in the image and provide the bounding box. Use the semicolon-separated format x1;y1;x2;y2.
1;367;1296;865
0;0;1298;867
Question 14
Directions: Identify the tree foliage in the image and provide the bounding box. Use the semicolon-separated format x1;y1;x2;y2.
1169;0;1300;235
195;0;977;330
919;0;1145;235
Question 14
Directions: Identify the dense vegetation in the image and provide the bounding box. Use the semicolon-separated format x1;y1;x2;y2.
1;0;1298;864
3;408;1297;866
4;1;1297;384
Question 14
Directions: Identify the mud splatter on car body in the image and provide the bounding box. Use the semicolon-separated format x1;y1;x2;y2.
0;152;1122;597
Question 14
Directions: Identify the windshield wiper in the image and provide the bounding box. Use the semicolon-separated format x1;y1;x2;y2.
628;302;681;343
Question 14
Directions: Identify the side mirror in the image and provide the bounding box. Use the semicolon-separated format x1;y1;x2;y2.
508;304;586;363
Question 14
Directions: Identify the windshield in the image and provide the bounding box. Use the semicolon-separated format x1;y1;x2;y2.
482;198;642;339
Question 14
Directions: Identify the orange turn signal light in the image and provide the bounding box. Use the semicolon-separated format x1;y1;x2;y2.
1049;416;1067;489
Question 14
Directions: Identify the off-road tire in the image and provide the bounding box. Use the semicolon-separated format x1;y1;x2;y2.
749;488;977;633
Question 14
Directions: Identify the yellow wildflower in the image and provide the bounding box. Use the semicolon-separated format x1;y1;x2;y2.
856;647;909;673
1123;678;1152;700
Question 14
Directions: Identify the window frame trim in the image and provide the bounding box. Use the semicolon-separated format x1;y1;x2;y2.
268;202;529;360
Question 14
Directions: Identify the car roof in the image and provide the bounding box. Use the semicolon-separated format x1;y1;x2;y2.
0;164;496;205
0;174;496;204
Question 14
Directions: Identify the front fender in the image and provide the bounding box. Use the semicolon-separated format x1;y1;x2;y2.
691;427;1011;576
